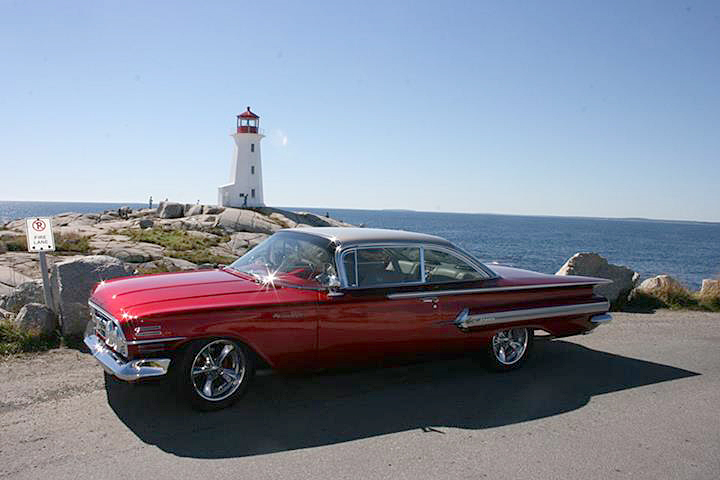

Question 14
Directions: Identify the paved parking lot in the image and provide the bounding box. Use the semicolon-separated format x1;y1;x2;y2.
1;310;718;479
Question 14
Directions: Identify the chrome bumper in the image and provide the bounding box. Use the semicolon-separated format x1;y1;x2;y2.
84;334;171;382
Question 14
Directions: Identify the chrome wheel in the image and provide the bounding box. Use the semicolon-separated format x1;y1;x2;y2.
190;339;246;402
491;328;529;365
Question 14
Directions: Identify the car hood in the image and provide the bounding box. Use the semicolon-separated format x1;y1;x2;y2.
90;268;311;320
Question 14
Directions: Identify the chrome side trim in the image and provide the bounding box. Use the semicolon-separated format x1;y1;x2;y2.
84;334;171;381
127;337;186;345
590;313;612;325
387;281;610;299
454;301;610;329
135;325;162;337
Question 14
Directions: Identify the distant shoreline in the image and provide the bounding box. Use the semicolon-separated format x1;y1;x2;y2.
2;200;718;225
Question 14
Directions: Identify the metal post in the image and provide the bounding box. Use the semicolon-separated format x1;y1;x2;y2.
38;251;53;310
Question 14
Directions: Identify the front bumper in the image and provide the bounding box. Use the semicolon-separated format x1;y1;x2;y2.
84;334;171;382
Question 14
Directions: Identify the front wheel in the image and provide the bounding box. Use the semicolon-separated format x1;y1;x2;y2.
177;338;254;411
485;327;533;371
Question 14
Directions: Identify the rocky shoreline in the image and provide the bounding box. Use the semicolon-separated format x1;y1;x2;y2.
0;203;718;350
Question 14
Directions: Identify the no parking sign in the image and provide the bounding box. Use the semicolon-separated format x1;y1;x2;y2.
25;217;56;252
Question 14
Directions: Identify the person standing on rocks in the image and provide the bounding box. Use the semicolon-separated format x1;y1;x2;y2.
149;196;153;209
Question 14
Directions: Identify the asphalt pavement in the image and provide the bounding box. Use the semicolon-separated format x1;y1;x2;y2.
1;310;718;479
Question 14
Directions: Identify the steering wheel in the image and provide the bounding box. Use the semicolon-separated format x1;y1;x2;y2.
286;259;317;279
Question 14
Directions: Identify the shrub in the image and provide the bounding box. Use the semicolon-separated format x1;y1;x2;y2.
0;319;60;355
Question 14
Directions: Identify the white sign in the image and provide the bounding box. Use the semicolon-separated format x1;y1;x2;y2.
25;218;55;252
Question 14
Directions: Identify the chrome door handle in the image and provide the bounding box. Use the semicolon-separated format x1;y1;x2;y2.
421;297;438;303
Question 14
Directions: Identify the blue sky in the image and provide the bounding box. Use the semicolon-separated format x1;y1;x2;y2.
1;0;719;221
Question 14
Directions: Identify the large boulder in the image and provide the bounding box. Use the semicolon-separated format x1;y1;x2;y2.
185;205;204;216
636;275;689;303
158;202;185;219
556;253;639;306
226;232;268;255
0;266;34;289
14;303;58;336
53;255;134;336
215;208;281;234
0;280;44;313
699;279;720;298
204;205;225;215
138;219;154;229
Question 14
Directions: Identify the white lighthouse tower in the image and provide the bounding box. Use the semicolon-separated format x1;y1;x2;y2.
218;107;265;207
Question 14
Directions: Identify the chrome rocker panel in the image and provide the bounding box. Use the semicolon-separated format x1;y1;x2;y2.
454;301;610;329
84;333;171;382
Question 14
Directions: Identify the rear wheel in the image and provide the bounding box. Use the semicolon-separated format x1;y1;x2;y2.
485;327;533;371
177;338;254;411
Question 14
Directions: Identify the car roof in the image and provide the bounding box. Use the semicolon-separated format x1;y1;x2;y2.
288;227;454;248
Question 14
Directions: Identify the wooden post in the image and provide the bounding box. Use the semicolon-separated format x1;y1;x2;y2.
38;251;53;310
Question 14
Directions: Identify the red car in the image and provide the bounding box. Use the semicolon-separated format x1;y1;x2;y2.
85;227;612;410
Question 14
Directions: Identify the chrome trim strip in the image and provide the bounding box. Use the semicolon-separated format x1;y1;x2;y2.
127;337;187;345
590;313;612;325
84;334;171;381
387;281;610;299
454;301;610;329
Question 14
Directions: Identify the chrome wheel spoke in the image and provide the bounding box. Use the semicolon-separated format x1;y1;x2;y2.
202;376;214;397
216;344;234;366
220;368;238;383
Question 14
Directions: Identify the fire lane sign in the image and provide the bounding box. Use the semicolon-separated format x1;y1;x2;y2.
26;217;56;252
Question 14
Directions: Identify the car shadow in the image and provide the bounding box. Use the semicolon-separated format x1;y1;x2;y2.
105;340;698;459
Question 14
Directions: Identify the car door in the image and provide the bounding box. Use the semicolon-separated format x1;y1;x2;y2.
316;245;442;367
422;247;500;350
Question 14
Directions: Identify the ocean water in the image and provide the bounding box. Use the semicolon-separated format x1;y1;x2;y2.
2;201;718;290
298;207;720;291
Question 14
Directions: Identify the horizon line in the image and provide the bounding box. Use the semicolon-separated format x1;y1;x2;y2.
1;199;719;225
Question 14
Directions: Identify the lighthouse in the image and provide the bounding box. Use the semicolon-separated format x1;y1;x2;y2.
218;107;265;208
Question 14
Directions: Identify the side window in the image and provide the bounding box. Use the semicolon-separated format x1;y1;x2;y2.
250;143;255;152
424;248;486;283
355;247;421;287
342;250;358;287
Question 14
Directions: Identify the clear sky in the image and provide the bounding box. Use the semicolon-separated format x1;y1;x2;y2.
1;0;718;221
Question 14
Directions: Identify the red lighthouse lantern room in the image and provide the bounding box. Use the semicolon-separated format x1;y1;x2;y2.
237;107;260;133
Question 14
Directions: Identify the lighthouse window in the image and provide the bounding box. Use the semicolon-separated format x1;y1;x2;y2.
251;189;256;198
251;166;255;175
250;143;255;152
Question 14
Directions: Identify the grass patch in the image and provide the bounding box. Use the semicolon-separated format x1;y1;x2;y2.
166;250;235;266
624;290;720;313
0;232;90;254
117;228;224;251
1;235;26;251
55;232;91;253
0;320;60;355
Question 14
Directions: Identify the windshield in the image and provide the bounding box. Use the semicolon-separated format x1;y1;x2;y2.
226;232;336;289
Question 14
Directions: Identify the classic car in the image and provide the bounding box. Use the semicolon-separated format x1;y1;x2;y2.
84;227;612;410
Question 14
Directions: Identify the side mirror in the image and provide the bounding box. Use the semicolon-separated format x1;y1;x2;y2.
319;273;341;289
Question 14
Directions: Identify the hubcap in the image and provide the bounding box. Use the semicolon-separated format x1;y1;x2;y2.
191;340;246;402
491;328;529;365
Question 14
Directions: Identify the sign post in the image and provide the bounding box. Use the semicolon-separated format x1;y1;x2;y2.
25;218;55;310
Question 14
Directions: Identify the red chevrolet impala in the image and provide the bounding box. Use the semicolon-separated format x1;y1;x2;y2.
85;227;612;410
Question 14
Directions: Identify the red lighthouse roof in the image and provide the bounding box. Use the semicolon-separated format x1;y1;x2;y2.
237;106;259;119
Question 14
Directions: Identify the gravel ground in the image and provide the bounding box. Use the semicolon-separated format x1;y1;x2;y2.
0;310;718;480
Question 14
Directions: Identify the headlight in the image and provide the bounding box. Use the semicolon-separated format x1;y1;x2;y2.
115;329;128;357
